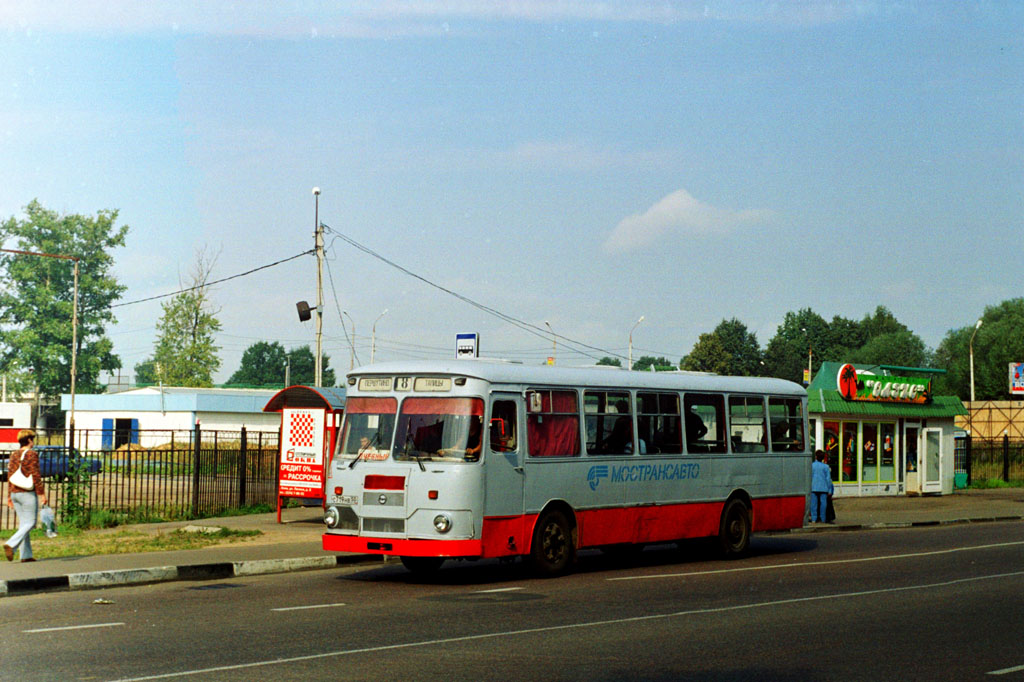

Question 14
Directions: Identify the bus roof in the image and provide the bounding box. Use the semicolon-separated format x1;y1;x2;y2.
348;360;806;397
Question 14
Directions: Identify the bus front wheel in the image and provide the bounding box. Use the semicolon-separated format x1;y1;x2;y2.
717;498;751;558
529;510;575;577
400;556;445;574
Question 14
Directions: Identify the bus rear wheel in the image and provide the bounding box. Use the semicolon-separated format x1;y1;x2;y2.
529;510;575;577
717;498;751;558
400;556;445;575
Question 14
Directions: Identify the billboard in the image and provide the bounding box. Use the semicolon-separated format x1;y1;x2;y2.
1011;363;1024;396
278;407;326;499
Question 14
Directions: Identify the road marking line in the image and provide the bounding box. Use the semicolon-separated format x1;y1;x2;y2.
476;587;524;593
271;603;346;612
608;540;1024;582
106;570;1024;682
988;663;1024;675
25;622;125;633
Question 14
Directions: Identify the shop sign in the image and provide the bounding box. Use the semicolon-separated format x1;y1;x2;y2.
1011;363;1024;395
836;363;931;404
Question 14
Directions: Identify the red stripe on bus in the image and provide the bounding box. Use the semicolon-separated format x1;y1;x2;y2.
322;495;806;560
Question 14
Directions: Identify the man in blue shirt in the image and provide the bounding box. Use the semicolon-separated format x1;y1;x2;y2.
810;449;834;523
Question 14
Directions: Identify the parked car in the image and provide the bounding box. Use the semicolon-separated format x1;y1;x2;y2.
0;446;102;482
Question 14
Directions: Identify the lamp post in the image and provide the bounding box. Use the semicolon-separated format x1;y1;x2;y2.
544;321;556;365
628;316;645;370
801;327;812;385
371;309;388;364
312;187;323;387
969;319;983;403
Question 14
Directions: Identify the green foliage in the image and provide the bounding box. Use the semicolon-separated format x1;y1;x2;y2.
682;318;762;376
150;251;222;387
62;453;95;528
0;200;128;399
597;356;622;367
286;344;336;387
134;359;158;385
632;355;676;372
848;330;930;367
933;298;1024;401
227;341;288;387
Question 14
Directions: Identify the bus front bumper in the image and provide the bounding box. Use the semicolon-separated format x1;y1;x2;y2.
322;533;483;558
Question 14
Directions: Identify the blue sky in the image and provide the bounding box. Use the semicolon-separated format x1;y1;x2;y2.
1;2;1021;382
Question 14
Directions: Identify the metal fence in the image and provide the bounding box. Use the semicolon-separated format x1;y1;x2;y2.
963;435;1024;485
1;426;281;531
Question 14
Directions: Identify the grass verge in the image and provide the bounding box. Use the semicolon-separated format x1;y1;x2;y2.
1;526;263;559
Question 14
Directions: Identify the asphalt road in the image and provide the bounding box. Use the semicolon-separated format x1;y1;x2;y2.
3;523;1024;681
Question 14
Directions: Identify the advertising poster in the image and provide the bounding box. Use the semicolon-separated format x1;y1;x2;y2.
279;407;326;499
1011;363;1024;396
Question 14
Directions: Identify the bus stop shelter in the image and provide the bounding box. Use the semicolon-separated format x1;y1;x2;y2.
263;385;346;522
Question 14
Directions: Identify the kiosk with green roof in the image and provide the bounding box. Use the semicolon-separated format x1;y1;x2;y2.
807;362;966;496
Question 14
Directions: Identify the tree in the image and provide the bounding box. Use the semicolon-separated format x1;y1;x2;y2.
762;308;828;380
681;333;732;375
596;357;622;367
150;250;222;387
935;299;1024;402
683;318;762;376
134;359;158;385
848;330;929;368
0;200;128;411
631;355;675;372
286;345;336;387
227;341;288;387
859;305;909;341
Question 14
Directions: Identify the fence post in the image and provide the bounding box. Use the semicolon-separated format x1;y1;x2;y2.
1003;433;1010;483
238;426;248;507
965;434;972;487
191;422;202;517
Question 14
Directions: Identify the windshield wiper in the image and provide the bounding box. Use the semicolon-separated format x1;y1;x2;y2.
402;433;426;472
348;431;382;470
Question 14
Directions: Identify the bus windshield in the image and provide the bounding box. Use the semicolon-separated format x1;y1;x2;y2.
337;397;397;460
393;397;484;463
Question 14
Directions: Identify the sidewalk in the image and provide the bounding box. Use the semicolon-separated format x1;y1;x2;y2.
3;488;1023;598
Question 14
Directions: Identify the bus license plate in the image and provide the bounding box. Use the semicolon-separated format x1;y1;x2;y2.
332;495;358;505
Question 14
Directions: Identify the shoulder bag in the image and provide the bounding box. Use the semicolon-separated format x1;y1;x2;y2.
9;448;35;491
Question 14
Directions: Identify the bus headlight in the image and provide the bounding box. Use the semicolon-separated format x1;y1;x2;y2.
324;506;340;529
433;514;452;533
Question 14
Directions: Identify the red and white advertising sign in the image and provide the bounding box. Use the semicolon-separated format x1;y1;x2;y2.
279;408;326;499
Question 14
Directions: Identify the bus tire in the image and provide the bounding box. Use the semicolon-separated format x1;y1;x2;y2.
717;498;751;558
400;556;445;574
529;509;575;577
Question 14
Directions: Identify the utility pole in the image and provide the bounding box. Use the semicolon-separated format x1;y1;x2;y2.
313;187;323;387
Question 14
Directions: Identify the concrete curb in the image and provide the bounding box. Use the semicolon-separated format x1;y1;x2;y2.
0;554;383;599
788;515;1024;534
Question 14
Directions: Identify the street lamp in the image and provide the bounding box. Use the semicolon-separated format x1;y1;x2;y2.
969;319;983;403
628;316;645;370
545;321;556;365
801;327;812;385
371;309;388;364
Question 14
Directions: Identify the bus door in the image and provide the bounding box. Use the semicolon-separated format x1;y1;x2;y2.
483;393;525;519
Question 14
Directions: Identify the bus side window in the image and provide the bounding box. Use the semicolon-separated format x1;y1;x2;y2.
683;393;727;454
490;400;518;452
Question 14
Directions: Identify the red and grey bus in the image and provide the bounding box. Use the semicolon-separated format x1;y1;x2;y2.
323;361;809;575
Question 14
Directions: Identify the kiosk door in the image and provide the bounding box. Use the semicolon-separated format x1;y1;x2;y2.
921;428;943;494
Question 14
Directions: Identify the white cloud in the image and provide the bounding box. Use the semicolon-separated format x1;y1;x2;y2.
604;188;772;254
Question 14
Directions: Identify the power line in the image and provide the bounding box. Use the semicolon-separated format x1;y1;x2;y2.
111;250;314;308
321;225;618;363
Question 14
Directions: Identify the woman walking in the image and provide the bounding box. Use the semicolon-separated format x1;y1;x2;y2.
5;429;46;562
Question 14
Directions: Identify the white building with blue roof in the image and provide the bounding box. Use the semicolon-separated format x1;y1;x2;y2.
60;386;283;449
